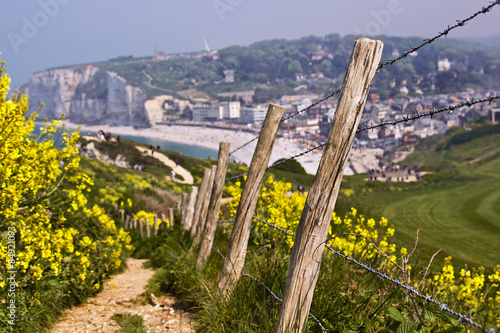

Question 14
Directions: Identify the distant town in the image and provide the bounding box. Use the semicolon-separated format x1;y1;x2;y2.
158;89;500;152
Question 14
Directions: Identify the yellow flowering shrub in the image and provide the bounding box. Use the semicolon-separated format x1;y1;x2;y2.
0;60;133;330
133;210;169;227
225;175;307;249
427;258;500;329
327;208;397;262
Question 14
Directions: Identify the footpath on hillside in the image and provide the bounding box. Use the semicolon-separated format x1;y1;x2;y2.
136;146;194;184
50;258;193;333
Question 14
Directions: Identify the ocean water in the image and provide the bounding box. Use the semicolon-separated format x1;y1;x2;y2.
32;125;218;160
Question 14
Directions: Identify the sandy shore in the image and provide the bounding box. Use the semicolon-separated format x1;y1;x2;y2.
62;121;380;176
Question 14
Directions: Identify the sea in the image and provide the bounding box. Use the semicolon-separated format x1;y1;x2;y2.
32;125;219;160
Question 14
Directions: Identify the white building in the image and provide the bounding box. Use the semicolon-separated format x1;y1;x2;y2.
192;103;223;122
240;106;267;125
438;58;451;72
221;101;241;120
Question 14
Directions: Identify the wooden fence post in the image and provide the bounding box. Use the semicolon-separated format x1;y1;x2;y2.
120;209;124;221
276;38;383;333
125;215;130;229
154;214;158;236
192;165;217;248
190;168;212;239
183;186;198;231
168;208;174;229
146;217;151;238
176;200;181;217
218;103;286;297
133;218;136;230
139;219;144;238
180;193;188;225
197;142;230;268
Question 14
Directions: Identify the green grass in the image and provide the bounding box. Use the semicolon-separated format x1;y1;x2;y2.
136;223;478;332
355;174;500;269
111;313;148;333
337;126;500;270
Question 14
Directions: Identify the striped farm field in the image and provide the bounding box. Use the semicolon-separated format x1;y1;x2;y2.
342;128;500;270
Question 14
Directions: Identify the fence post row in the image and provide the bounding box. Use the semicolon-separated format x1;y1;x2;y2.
197;142;231;268
276;38;384;333
190;168;212;239
218;103;286;298
183;186;198;231
193;164;217;248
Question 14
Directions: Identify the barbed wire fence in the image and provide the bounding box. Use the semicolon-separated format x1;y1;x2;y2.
170;2;500;331
225;94;500;182
218;217;497;332
211;247;328;333
209;100;500;330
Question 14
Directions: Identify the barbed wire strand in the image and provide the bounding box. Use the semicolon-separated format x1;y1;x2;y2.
378;0;500;69
228;88;342;157
211;247;327;332
281;88;342;122
218;219;236;224
248;216;497;332
358;93;500;133
324;244;496;332
225;94;499;182
229;136;259;156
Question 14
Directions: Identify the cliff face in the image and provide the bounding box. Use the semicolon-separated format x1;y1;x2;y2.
28;65;152;127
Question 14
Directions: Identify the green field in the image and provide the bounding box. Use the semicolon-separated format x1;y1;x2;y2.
338;125;500;270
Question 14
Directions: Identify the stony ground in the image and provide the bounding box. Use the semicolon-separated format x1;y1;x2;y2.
50;258;193;333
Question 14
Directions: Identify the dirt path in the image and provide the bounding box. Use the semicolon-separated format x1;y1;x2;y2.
136;146;194;184
51;258;193;333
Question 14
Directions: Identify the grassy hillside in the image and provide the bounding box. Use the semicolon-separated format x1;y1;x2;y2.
337;122;500;269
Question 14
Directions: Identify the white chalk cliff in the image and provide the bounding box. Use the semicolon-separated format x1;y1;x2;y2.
28;65;154;127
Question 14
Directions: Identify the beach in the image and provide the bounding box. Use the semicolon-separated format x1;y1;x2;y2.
62;121;380;176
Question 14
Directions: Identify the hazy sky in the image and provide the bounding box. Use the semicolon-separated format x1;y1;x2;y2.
1;0;499;88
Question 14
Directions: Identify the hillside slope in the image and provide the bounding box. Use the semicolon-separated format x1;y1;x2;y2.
339;121;500;269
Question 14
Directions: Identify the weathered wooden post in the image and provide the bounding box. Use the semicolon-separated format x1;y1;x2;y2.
276;38;383;333
154;215;158;236
146;217;151;238
139;219;144;238
190;168;212;238
183;186;198;231
125;215;130;229
120;209;125;221
218;104;286;297
133;218;137;230
180;193;188;225
192;165;217;247
197;142;230;267
168;208;174;229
